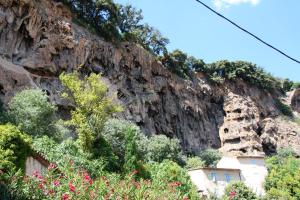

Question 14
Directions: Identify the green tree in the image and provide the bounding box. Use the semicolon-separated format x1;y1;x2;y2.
141;134;184;164
161;49;191;79
8;89;58;138
102;119;146;165
282;78;294;92
123;126;140;174
264;153;300;200
0;124;32;170
118;4;143;33
223;181;257;200
59;72;122;154
199;149;221;167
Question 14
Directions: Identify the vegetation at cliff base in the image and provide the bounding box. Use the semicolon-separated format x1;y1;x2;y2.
0;72;200;200
264;148;300;200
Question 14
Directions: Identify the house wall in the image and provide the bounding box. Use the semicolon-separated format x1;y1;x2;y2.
188;169;241;197
217;156;268;196
25;156;47;176
238;158;268;196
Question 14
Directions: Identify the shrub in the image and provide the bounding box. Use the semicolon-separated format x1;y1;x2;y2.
186;157;205;170
102;119;146;166
5;159;198;200
223;181;257;200
0;99;8;124
32;136;106;178
60;72;122;153
264;155;300;199
146;160;200;199
275;99;293;117
0;124;32;170
142;134;184;164
8;89;58;138
199;149;221;167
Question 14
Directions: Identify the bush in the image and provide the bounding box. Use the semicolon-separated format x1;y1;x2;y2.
185;157;205;170
141;134;184;164
199;149;221;167
102;119;145;165
264;154;300;199
5;159;198;200
223;181;257;200
146;160;200;199
8;89;59;138
275;99;293;117
0;124;32;171
32;136;106;178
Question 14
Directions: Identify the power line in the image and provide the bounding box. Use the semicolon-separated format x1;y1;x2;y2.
194;0;300;65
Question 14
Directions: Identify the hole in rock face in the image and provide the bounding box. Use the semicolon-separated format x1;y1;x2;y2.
0;84;4;95
225;138;241;144
240;148;247;153
262;142;277;156
224;128;229;133
234;108;242;113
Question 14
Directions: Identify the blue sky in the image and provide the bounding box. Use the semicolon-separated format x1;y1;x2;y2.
115;0;300;81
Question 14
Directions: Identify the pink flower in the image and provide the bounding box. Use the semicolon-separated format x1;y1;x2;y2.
229;190;236;199
53;180;60;186
38;183;43;189
69;182;76;193
62;193;69;200
83;172;93;185
169;181;182;187
33;170;39;178
48;163;56;170
183;197;189;200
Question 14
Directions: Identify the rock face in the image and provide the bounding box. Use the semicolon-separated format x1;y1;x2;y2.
0;0;299;155
292;88;300;113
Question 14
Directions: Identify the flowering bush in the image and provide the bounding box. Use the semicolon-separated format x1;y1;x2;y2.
6;160;199;200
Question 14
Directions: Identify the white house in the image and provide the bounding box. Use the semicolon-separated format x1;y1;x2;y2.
188;167;241;197
189;155;268;198
217;156;268;196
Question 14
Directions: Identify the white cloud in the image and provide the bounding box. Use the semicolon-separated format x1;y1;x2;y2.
213;0;261;9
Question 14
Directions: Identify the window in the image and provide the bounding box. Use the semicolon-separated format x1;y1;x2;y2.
225;174;231;182
210;172;217;182
251;160;256;165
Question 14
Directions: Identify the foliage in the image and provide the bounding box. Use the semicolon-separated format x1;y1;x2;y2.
141;134;184;164
264;151;300;200
60;72;122;153
0;124;32;171
60;0;120;40
275;99;293;117
3;159;197;200
204;60;282;92
160;49;192;79
0;99;8;124
8;89;59;138
146;160;200;199
295;117;300;126
123;125;141;175
102;119;145;166
223;181;257;200
199;149;222;167
282;78;294;92
125;24;169;56
32;136;106;178
185;156;205;170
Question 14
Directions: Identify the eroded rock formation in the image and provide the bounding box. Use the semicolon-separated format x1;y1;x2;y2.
0;0;299;155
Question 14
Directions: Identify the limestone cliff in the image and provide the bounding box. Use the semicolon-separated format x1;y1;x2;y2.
0;0;299;155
